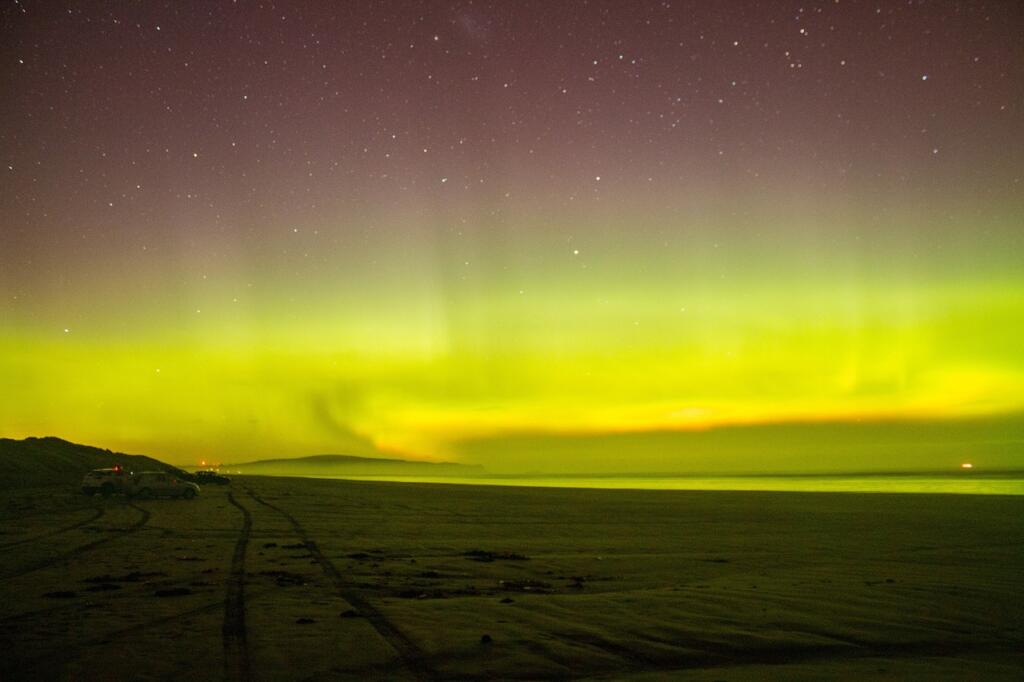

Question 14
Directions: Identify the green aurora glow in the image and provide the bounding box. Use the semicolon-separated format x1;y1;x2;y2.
4;196;1023;469
2;2;1022;471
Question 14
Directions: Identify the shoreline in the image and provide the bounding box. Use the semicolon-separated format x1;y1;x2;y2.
219;471;1024;496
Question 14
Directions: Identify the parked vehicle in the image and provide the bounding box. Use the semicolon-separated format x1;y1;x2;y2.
81;466;133;497
130;471;200;499
193;470;230;485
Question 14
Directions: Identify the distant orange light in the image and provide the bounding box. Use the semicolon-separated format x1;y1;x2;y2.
200;460;206;467
961;463;973;469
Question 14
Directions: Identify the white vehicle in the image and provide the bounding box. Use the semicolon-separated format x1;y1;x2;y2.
131;471;200;500
81;466;133;497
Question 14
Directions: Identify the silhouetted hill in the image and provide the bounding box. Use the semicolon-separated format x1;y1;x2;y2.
0;436;189;489
231;453;483;477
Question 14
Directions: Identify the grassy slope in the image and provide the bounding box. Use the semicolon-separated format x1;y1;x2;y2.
0;436;189;489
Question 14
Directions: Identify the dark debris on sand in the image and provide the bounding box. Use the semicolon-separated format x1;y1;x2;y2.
397;589;443;599
499;579;551;593
85;583;122;592
463;549;529;562
259;570;306;586
85;571;166;584
43;590;77;599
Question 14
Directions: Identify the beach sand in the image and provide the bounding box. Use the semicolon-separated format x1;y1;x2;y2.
1;476;1022;680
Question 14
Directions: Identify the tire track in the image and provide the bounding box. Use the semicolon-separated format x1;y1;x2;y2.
94;584;272;647
245;487;436;681
0;506;106;550
0;502;149;581
223;492;252;682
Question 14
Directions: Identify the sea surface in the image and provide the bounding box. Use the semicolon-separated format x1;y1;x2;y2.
319;473;1024;495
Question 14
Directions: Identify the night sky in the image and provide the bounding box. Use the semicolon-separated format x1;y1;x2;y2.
2;1;1023;470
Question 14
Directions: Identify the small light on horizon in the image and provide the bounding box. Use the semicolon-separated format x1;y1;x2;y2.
961;463;973;469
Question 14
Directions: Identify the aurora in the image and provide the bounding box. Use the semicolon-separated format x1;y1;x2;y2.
2;1;1022;472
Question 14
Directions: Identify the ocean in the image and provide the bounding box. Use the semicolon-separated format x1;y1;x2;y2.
317;472;1024;495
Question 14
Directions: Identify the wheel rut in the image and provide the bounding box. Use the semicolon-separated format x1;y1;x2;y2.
223;492;253;682
0;506;106;550
0;502;149;581
245;487;436;681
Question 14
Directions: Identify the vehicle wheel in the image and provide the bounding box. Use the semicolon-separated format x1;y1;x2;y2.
137;488;153;499
182;488;196;500
100;483;114;497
